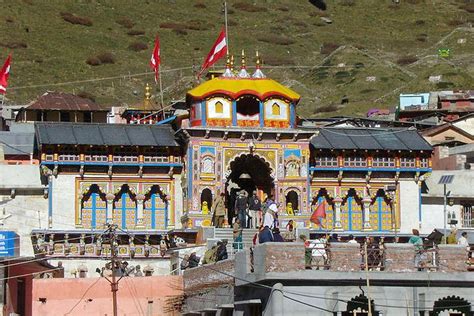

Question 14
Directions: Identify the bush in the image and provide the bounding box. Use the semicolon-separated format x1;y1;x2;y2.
86;56;101;66
335;71;351;79
263;55;294;66
447;19;464;27
436;82;455;89
0;41;27;49
116;17;134;29
97;52;115;64
60;12;93;26
320;42;339;55
340;0;355;6
318;104;338;112
185;20;212;31
128;41;148;51
276;5;289;11
396;55;418;65
415;19;425;25
194;2;206;8
461;3;474;12
233;2;267;12
354;62;365;68
227;19;238;26
416;34;428;42
293;20;308;28
5;16;14;23
257;34;295;45
127;29;145;36
77;91;96;102
174;29;188;35
360;89;376;94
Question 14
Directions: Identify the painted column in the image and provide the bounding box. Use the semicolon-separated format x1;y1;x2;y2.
201;101;207;127
136;194;145;228
259;101;264;127
363;196;372;231
48;175;53;229
289;103;295;128
232;100;237;126
333;187;342;230
106;193;115;224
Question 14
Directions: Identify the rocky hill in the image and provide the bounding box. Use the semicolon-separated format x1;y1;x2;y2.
2;0;474;117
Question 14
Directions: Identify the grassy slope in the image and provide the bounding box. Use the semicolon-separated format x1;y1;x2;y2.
1;0;474;117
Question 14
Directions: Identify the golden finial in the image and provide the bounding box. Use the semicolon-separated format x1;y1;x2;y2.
241;49;246;68
230;55;235;72
256;50;261;69
226;54;231;68
144;83;151;111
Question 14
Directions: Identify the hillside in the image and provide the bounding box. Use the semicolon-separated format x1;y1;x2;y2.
2;0;474;117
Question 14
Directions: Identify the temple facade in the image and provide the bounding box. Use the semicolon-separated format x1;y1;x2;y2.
182;53;433;234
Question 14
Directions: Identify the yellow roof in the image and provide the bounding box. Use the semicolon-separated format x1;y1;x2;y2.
187;77;301;103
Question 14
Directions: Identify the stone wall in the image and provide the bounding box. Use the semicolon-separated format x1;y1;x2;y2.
253;242;305;276
438;245;469;272
329;243;361;272
183;258;234;293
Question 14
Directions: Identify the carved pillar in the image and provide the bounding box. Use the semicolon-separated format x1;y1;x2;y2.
363;196;372;230
334;196;343;230
135;194;146;228
106;193;115;224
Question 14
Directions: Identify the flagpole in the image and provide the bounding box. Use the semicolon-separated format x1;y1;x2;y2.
158;66;164;116
224;1;229;55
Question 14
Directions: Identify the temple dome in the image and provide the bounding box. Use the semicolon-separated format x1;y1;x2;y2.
187;77;301;103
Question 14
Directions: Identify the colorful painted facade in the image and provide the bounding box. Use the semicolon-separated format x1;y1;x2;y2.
183;53;433;233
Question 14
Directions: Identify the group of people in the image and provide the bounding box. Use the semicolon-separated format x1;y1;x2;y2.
180;240;229;271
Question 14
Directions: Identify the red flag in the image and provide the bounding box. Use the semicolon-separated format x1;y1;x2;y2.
198;28;227;78
150;36;160;83
0;54;12;95
310;201;326;226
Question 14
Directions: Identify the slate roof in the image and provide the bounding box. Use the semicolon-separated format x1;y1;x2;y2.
310;128;432;151
35;122;178;147
0;132;35;155
27;92;108;111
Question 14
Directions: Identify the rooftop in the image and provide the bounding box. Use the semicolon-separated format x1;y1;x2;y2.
26;92;108;112
35;122;178;147
310;127;432;151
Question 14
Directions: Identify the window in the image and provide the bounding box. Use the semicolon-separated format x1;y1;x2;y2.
372;157;395;168
314;156;338;167
215;101;223;114
236;96;259;116
60;111;70;122
343;156;367;167
462;203;473;228
83;112;92;123
420;158;429;168
272;103;280;116
400;157;416;168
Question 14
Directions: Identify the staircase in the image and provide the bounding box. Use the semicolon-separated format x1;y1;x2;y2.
207;228;258;255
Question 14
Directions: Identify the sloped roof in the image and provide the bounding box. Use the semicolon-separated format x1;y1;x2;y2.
421;123;474;141
187;78;301;103
27;92;108;111
0;132;35;155
35;122;178;147
310;128;432;151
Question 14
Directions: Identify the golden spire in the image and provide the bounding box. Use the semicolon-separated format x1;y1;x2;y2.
241;49;246;69
144;83;152;111
222;54;235;78
226;54;231;68
230;55;235;72
256;50;261;69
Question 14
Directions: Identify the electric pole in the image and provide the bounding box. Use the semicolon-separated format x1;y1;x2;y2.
364;241;373;316
106;224;119;316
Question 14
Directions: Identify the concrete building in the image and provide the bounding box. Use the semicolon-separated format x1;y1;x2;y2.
183;242;473;315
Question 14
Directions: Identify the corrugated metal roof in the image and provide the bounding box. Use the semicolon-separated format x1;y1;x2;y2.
310;128;432;151
26;92;108;111
35;122;178;147
0;132;35;155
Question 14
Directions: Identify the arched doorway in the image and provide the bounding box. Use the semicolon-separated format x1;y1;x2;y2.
285;190;299;214
226;154;274;223
430;296;472;316
343;294;379;316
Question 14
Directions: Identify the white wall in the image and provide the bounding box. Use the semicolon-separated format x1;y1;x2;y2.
1;194;48;256
421;196;463;233
399;180;422;234
50;174;77;230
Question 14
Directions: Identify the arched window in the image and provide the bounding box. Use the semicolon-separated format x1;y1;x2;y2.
114;184;136;229
272;103;281;116
80;184;106;229
201;156;215;174
144;185;169;229
285;161;300;177
215;101;223;114
285;190;299;214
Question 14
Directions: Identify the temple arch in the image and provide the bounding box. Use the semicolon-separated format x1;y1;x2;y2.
80;184;106;229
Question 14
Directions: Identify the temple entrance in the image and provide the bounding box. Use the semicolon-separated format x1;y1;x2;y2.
225;154;274;224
